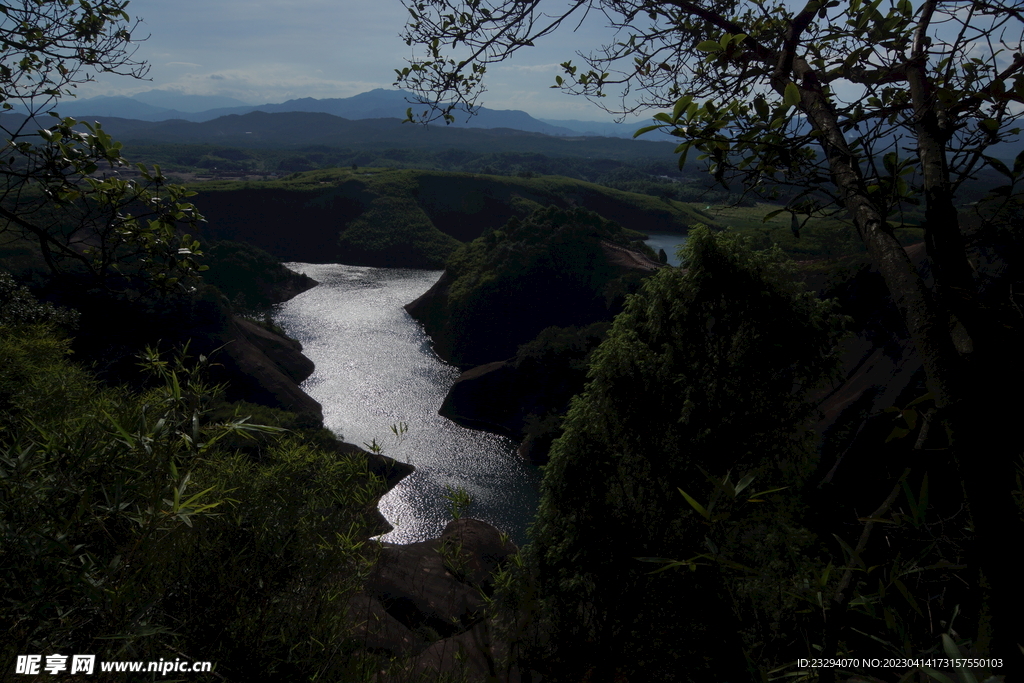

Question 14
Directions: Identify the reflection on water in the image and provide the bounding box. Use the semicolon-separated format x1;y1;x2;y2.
274;264;541;545
643;233;688;267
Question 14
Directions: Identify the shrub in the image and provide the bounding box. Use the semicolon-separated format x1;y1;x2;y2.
0;324;387;680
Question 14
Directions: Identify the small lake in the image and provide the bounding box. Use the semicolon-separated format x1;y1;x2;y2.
273;264;541;545
644;233;688;267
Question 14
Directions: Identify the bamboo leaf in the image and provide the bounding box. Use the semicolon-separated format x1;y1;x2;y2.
678;487;711;520
734;472;756;495
747;486;788;500
918;669;956;683
833;533;864;568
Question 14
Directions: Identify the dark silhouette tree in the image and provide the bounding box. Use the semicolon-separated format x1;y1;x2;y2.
397;0;1024;669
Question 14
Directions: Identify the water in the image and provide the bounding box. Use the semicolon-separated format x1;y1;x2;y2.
273;264;541;545
644;233;688;267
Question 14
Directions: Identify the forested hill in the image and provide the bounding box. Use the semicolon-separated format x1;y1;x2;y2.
191;167;711;268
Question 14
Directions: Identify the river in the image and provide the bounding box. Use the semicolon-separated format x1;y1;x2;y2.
273;263;542;545
643;233;687;267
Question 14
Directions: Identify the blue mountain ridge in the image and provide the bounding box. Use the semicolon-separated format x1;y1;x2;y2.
33;88;649;138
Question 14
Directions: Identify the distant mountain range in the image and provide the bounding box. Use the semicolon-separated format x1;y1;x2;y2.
0;110;679;161
21;88;655;139
9;87;1020;161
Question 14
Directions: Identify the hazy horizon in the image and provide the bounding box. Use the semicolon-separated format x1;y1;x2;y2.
76;0;649;124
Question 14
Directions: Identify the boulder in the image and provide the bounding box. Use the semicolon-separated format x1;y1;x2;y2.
366;519;516;639
233;316;315;383
439;361;524;438
440;518;519;590
211;314;323;421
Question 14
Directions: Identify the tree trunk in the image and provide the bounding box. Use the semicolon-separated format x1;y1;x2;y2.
794;66;1024;671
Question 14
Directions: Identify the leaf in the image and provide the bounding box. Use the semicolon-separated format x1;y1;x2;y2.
746;486;788;499
699;466;735;497
892;577;923;615
762;208;786;222
753;96;769;121
784;82;801;108
983;155;1012;178
918;669;956;683
832;533;864;568
633;124;663;138
886;426;909;442
696;40;723;53
672;95;693;122
856;516;898;524
907;392;934;408
1014;149;1024;178
941;633;961;659
734;472;756;496
818;562;833;588
678;487;711;520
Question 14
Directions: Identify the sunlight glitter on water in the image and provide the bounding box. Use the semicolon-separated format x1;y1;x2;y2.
273;263;541;545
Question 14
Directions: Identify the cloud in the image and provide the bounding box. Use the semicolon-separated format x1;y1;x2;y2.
495;63;563;74
86;65;390;104
165;61;202;68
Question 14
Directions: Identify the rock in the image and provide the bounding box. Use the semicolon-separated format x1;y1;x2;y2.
400;621;523;683
233;316;314;383
438;322;609;464
404;269;455;360
439;361;524;438
365;519;516;640
211;314;323;421
367;533;488;638
363;519;522;681
345;594;430;656
440;518;518;590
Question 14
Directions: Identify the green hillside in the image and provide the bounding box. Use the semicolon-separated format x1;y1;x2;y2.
192;167;712;268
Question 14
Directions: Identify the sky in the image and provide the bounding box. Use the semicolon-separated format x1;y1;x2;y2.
80;0;635;122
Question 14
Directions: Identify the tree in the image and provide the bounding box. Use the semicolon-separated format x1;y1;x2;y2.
1;0;205;293
527;226;844;680
397;0;1024;669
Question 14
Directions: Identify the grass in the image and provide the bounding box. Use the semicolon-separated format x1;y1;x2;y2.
701;202;926;260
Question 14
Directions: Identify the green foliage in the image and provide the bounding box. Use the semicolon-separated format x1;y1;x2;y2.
201;239;315;311
339;194;461;268
526;225;845;681
0;271;79;329
510;321;611;458
2;2;208;295
0;323;389;680
173;435;385;679
437;206;648;365
191;167;702;268
443;485;474;521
